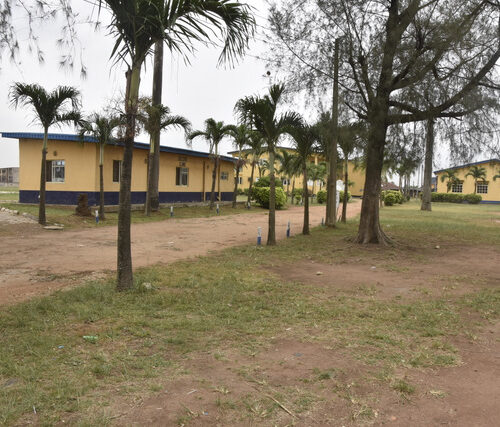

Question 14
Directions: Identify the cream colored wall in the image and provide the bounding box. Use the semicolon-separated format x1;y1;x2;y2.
20;138;235;194
435;161;500;201
19;138;98;191
347;162;366;197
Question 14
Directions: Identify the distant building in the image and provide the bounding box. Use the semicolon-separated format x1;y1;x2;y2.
228;148;366;197
1;132;236;205
0;167;19;185
434;159;500;203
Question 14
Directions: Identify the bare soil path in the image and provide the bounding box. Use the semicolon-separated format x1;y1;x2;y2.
0;202;361;305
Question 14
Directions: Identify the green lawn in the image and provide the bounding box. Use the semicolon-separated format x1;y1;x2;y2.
0;186;18;202
0;201;499;425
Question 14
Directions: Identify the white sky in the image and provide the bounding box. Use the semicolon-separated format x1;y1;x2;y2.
0;0;275;168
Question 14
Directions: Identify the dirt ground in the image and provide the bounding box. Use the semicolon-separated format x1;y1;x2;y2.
0;202;361;305
112;244;500;427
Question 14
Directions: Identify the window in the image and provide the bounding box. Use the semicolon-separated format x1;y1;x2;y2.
238;176;243;185
113;160;122;183
221;171;229;181
476;182;488;194
46;160;65;182
452;183;463;193
282;178;290;186
176;167;189;186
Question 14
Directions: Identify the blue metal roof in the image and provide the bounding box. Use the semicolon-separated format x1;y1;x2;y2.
1;132;236;163
434;158;500;174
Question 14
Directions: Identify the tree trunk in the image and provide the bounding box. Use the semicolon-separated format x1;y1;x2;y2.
302;166;310;235
210;156;217;209
99;144;106;220
267;150;276;245
117;66;140;291
421;119;434;212
291;179;296;204
356;113;390;244
145;40;164;215
39;129;48;225
232;152;241;208
247;161;255;206
342;157;348;222
286;179;290;203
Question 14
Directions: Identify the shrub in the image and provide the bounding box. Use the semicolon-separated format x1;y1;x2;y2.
382;190;403;206
292;188;303;204
253;175;284;189
253;187;287;209
317;190;327;204
237;188;245;195
431;193;465;203
384;192;398;206
339;190;352;203
464;193;482;204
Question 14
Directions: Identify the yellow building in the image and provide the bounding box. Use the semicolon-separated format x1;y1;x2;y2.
434;159;500;203
2;132;235;205
228;148;366;197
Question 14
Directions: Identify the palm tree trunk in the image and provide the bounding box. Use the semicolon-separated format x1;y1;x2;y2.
291;179;296;204
342;157;348;222
145;40;164;215
247;161;256;206
210;156;217;209
326;38;340;228
421;119;434;211
99;144;106;220
303;166;310;235
267;150;276;246
117;66;140;291
39;129;48;225
232;151;241;208
286;179;290;203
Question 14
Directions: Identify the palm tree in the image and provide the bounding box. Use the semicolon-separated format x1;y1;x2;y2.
440;169;459;193
290;125;317;235
227;124;251;208
465;165;487;194
187;119;233;209
78;113;123;221
137;98;191;215
276;149;299;201
245;132;265;207
493;170;500;181
98;0;255;290
236;84;303;245
307;162;327;199
9;83;80;225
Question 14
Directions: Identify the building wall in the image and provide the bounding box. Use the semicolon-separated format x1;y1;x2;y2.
435;160;500;203
18;138;235;205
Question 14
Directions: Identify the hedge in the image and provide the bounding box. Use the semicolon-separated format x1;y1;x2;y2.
316;190;351;204
430;193;482;204
382;190;404;206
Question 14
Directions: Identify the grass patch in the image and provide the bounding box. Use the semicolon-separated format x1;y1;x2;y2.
0;202;266;229
0;186;18;201
0;202;499;424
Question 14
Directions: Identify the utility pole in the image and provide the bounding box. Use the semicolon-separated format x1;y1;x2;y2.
326;38;340;227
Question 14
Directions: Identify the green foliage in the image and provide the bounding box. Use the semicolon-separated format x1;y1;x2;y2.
431;193;465;203
382;190;404;206
464;194;482;204
253;187;287;209
292;188;303;204
253;175;284;188
340;190;352;203
317;190;327;204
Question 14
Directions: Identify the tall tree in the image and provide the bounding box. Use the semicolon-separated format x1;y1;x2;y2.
235;84;303;245
245;132;265;206
227;124;252;208
98;0;255;290
10;83;80;225
188;119;234;209
465;166;487;194
78;113;123;220
268;0;500;244
290;125;318;235
137;97;191;215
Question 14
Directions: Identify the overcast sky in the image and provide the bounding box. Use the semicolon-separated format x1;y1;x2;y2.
0;0;275;168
